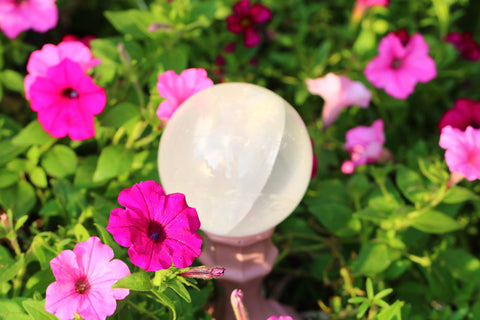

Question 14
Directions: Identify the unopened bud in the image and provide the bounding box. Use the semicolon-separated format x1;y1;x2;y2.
231;289;249;320
147;22;173;32
179;266;225;280
0;213;10;231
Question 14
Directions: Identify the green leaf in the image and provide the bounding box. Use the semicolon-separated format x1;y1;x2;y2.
12;121;55;146
410;210;463;234
22;300;59;320
89;38;119;85
436;249;480;284
1;70;25;94
395;166;427;204
374;288;393;300
24;269;55;296
354;207;389;223
376;300;403;320
74;156;101;188
0;181;36;218
357;301;370;319
93;145;134;182
14;215;28;231
0;299;30;320
366;278;374;299
309;201;360;236
101;102;141;130
166;278;191;303
0;140;28;165
347;173;371;200
157;45;189;74
41;145;78;178
104;10;155;39
443;186;478;203
153;289;177;320
0;255;24;284
29;167;48;188
72;224;90;242
0;169;19;188
353;242;391;276
112;272;153;291
384;259;412;279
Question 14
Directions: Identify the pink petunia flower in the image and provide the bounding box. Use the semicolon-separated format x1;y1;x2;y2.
45;237;130;320
438;98;480;132
156;68;214;121
0;0;58;39
106;180;203;272
267;317;294;320
226;0;272;48
364;32;437;99
445;32;480;62
352;0;389;22
341;119;386;174
25;40;101;99
439;125;480;181
306;73;371;129
28;59;106;140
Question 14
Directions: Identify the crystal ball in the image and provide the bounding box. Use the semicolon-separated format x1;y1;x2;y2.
158;83;312;237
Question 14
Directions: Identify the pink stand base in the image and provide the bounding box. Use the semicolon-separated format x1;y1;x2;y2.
200;229;301;320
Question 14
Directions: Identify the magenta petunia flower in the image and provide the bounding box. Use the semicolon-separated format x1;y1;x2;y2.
439;125;480;181
364;32;437;99
0;0;58;39
156;68;214;121
341;119;386;174
45;237;130;320
445;32;480;62
62;34;96;48
267;317;294;320
356;0;389;7
28;59;106;140
25;41;100;99
226;0;272;48
106;180;203;272
306;73;371;129
438;98;480;132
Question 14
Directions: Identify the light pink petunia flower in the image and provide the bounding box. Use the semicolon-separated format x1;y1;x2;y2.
341;119;386;174
306;73;371;128
156;68;214;121
364;32;437;99
0;0;58;39
28;59;106;140
439;125;480;181
25;40;100;99
106;180;203;272
45;237;130;320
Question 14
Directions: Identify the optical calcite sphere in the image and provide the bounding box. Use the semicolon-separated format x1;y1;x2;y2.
158;83;312;237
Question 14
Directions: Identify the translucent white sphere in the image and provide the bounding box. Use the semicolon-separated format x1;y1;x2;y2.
158;83;312;237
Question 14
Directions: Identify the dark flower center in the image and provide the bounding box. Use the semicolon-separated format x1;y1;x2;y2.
470;121;480;129
148;222;166;243
391;58;402;69
62;88;79;99
75;277;90;294
240;17;253;28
